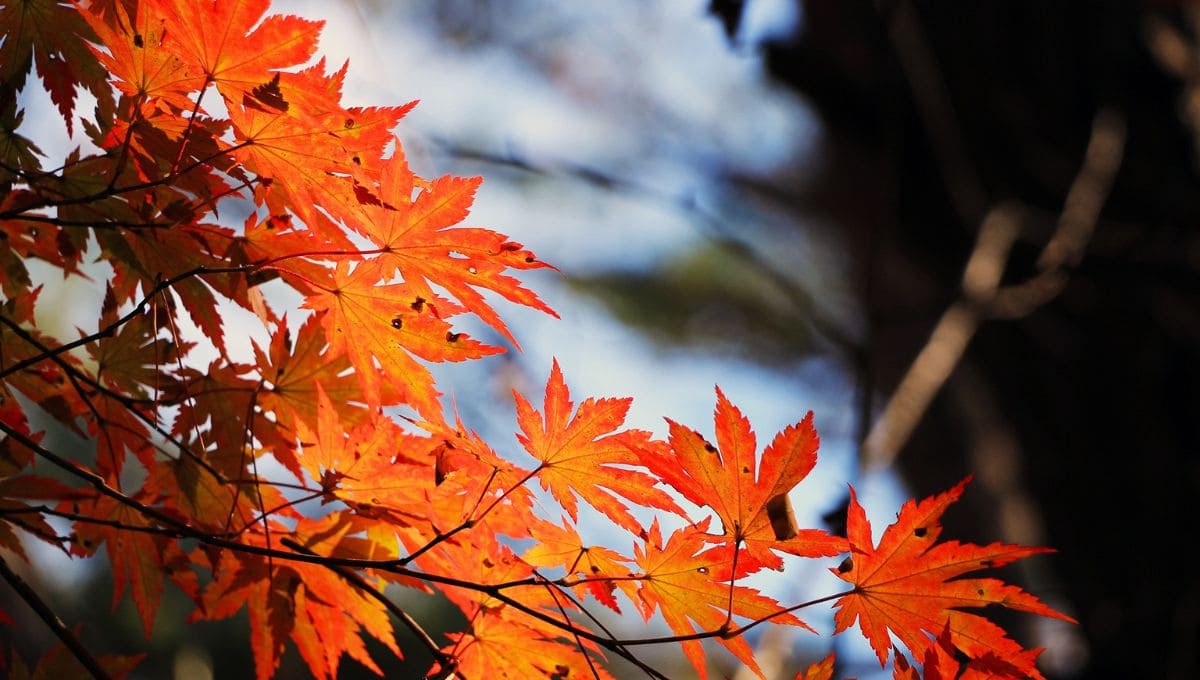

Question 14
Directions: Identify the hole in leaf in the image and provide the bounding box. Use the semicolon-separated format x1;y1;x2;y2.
696;567;709;574
391;317;403;329
838;557;854;573
133;34;144;48
446;331;461;343
914;527;927;537
411;297;425;312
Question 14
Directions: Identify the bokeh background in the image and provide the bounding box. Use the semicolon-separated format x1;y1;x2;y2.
4;1;1199;678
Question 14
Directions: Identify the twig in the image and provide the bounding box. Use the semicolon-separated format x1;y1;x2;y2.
2;416;843;678
862;109;1126;470
0;554;113;680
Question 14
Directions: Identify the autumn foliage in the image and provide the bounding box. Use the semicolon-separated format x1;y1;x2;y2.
0;1;1073;678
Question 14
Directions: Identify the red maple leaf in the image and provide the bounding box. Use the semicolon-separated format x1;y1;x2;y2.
514;360;685;533
633;388;847;570
632;518;804;680
831;478;1074;678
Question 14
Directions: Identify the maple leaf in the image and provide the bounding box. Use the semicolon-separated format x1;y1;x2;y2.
831;478;1074;678
86;391;155;481
514;360;684;533
0;475;75;560
196;519;400;680
143;453;272;533
291;383;435;515
632;518;805;680
523;515;637;612
304;259;498;418
147;0;322;97
99;226;237;351
797;652;836;680
353;144;557;346
415;420;538;538
0;319;90;438
68;494;196;638
225;60;414;241
633;388;847;570
438;612;615;680
891;624;1044;680
168;360;263;479
254;315;405;474
415;530;610;667
0;0;109;134
229;212;350;295
88;284;192;398
0;100;43;193
256;315;379;426
78;0;202;111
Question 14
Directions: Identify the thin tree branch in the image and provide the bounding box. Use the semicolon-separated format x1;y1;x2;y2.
0;553;113;680
862;109;1126;470
3;417;849;678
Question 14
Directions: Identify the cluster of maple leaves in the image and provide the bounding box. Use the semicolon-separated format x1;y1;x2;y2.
0;1;1073;678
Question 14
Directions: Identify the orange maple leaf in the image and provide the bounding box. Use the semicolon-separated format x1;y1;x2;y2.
68;495;196;638
353;145;557;346
196;519;400;680
304;259;498;418
523;515;637;612
226;61;414;244
831;477;1074;679
797;652;836;680
514;360;685;533
632;518;805;680
633;387;847;570
438;611;614;680
255;315;373;416
79;0;201;111
290;383;444;528
148;0;321;97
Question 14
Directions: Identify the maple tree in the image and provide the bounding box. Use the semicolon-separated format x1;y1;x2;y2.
0;1;1075;678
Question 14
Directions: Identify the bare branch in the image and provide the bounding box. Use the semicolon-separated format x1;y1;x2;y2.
0;554;113;680
862;110;1126;470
